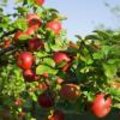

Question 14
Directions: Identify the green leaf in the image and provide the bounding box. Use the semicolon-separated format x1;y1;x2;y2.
50;40;67;51
50;44;63;51
16;7;29;14
30;92;37;102
83;91;94;102
101;45;111;56
35;51;49;58
44;43;51;52
113;103;120;109
14;18;28;30
110;88;120;97
75;35;82;40
103;63;117;79
47;8;59;13
93;51;104;60
85;35;100;40
36;65;58;75
93;30;111;39
107;87;120;102
42;58;55;67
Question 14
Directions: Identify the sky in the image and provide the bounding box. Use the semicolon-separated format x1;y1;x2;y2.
4;0;120;40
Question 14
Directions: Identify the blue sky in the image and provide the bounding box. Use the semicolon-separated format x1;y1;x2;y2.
4;0;120;40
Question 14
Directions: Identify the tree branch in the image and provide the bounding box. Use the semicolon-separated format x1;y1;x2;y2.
0;45;16;56
0;29;17;40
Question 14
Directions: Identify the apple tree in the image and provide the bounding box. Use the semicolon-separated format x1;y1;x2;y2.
0;0;120;120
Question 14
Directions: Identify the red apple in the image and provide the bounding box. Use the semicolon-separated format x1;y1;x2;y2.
27;13;40;22
38;92;54;108
23;69;39;82
34;0;45;6
48;110;64;120
91;93;112;118
60;84;80;101
53;52;70;65
28;37;44;51
46;20;62;35
17;52;34;70
26;13;41;29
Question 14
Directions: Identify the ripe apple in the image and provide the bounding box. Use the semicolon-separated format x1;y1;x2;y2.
53;52;70;65
46;20;62;35
26;13;41;29
38;92;54;108
28;37;44;51
23;69;39;82
34;0;45;6
60;84;80;101
26;13;40;22
48;110;64;120
17;52;34;70
91;93;112;118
